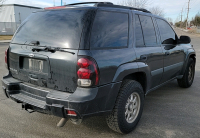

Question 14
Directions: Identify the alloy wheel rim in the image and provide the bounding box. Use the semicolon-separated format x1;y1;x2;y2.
188;64;194;83
125;92;140;123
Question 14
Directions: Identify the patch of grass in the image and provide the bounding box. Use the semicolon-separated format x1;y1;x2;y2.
188;28;197;34
0;35;13;40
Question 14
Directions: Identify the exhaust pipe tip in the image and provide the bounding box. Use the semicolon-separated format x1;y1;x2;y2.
57;118;69;127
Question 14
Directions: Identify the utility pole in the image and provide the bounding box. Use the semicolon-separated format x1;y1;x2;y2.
61;0;62;6
186;0;191;30
180;8;183;28
181;8;183;22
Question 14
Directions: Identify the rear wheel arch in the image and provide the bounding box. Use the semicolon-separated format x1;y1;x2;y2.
189;54;196;63
122;72;147;94
182;53;196;75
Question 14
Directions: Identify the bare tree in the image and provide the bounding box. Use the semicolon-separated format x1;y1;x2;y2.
166;17;173;25
0;0;6;11
118;0;149;8
0;0;6;6
149;6;165;17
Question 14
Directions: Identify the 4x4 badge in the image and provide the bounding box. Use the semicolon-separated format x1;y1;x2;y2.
29;54;35;57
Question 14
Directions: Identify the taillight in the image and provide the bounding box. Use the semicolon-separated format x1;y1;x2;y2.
77;57;99;87
5;48;9;69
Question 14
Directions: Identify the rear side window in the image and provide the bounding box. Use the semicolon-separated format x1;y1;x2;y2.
156;19;177;44
12;9;94;49
90;11;129;48
139;15;157;46
135;15;144;47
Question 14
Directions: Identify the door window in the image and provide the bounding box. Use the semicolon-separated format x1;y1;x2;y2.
156;19;177;44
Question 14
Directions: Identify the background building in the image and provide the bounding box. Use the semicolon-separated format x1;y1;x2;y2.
0;4;41;35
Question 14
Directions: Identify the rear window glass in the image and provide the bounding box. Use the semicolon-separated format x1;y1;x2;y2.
12;9;94;49
90;11;129;48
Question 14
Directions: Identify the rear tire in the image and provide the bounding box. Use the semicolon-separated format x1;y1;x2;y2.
106;80;144;134
177;58;195;88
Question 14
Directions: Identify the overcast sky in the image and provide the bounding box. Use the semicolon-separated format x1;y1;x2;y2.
4;0;200;23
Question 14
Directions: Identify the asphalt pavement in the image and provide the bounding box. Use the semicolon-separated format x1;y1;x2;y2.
0;29;200;138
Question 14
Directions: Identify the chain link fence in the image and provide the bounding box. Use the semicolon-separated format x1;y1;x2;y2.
0;22;20;35
197;26;200;34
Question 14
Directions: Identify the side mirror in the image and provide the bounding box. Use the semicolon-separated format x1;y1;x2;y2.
179;36;191;44
164;45;176;50
162;38;176;45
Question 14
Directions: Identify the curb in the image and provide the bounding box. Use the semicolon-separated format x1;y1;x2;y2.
0;40;11;43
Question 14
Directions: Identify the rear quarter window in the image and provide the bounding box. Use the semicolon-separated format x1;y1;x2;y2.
90;11;129;48
135;15;145;47
139;15;157;46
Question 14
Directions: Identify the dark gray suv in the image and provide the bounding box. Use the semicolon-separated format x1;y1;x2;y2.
2;2;196;134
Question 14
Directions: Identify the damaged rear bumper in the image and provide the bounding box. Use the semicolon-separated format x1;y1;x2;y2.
2;74;122;119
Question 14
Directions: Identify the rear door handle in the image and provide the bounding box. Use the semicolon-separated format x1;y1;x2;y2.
29;74;38;81
165;52;170;56
29;77;38;81
140;55;147;61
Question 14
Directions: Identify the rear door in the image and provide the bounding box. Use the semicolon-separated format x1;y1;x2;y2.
9;9;95;92
134;14;164;89
9;45;51;87
155;18;185;83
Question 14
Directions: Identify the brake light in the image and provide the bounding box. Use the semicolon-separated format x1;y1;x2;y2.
5;49;7;64
77;68;92;79
77;57;99;87
45;6;66;10
67;110;77;116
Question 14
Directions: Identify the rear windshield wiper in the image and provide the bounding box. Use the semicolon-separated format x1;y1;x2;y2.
31;41;40;46
32;46;75;55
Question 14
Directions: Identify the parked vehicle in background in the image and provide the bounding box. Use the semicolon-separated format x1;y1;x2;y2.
2;2;196;134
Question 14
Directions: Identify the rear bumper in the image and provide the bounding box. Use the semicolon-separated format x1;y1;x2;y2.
2;74;122;119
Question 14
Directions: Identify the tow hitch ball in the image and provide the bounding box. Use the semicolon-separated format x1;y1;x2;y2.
22;103;35;113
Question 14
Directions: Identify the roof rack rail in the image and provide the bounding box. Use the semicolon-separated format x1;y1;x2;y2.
66;2;113;6
97;3;151;13
65;2;151;13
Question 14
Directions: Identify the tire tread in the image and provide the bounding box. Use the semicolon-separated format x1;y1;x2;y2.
106;80;143;133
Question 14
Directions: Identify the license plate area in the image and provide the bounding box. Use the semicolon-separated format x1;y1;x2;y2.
22;57;48;74
29;59;43;73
